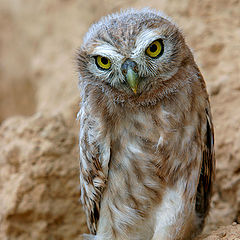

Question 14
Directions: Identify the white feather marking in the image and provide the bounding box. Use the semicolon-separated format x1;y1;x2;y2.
91;44;123;59
100;137;111;176
128;142;142;154
157;135;164;148
80;147;88;170
132;29;160;58
152;178;187;239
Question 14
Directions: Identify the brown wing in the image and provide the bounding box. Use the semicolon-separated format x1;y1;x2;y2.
195;108;215;229
79;106;110;234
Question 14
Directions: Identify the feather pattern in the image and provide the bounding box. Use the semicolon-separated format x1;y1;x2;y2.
79;101;110;233
195;108;215;230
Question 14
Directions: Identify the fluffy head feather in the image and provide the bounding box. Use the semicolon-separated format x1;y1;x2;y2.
77;8;193;105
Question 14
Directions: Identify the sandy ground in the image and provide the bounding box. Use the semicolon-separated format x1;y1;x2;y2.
0;0;240;239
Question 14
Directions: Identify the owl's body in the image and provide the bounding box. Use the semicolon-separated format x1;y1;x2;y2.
77;9;214;240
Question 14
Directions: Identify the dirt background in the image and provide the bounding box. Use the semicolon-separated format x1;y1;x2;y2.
0;0;240;239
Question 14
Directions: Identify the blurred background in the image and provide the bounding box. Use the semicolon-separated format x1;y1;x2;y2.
0;0;239;239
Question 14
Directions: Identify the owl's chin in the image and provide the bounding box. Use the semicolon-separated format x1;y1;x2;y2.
114;77;153;96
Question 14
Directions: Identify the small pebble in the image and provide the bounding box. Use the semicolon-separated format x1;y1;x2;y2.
217;232;226;238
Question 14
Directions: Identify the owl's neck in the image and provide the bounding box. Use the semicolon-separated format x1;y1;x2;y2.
81;62;203;117
108;69;190;109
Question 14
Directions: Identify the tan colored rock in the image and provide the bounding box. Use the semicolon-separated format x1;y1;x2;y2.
0;114;88;240
199;224;240;240
0;0;240;239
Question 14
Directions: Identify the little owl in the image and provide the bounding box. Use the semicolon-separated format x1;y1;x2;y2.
77;8;215;240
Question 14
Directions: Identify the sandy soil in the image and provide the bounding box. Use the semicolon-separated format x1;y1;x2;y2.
0;0;240;239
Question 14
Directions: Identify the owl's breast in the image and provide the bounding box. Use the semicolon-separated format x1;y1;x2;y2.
108;104;202;187
110;110;161;163
97;103;203;238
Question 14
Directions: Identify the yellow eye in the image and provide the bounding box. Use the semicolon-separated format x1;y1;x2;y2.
95;56;111;70
146;39;164;58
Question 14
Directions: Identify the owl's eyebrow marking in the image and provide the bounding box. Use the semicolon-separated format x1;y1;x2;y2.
91;43;123;59
132;29;161;57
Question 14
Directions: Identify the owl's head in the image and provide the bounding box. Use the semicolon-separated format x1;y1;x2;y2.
77;8;193;102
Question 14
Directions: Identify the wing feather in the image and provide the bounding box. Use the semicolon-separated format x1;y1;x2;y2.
195;107;215;228
79;106;110;234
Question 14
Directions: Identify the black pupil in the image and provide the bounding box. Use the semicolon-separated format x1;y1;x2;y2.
101;57;108;65
150;43;157;52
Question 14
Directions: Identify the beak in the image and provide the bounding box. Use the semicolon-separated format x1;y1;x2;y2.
126;68;139;94
121;59;139;94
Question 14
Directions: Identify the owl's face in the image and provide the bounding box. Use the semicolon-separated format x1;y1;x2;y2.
77;9;190;97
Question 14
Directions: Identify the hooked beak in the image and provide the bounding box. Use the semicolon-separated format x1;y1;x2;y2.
121;59;139;94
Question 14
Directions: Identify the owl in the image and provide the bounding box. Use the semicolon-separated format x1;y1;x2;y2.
77;8;215;240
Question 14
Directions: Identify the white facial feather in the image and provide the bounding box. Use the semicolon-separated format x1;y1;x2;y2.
91;44;124;60
132;29;161;58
